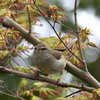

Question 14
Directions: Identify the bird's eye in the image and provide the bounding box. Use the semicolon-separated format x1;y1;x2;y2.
41;48;47;50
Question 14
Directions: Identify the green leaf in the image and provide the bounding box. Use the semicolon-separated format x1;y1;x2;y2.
23;90;30;96
33;82;47;87
86;42;99;48
39;87;59;97
18;79;28;89
31;95;41;100
93;88;100;97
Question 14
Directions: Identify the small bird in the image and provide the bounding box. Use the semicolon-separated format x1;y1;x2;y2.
33;43;67;74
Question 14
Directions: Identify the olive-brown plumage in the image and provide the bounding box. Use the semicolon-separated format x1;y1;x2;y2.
33;43;67;74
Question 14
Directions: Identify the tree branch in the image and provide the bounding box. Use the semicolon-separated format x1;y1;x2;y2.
65;61;100;88
74;0;88;72
0;66;94;93
2;16;100;88
2;16;41;46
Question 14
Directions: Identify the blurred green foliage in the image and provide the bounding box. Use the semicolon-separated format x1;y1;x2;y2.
0;74;21;100
88;58;100;82
79;0;100;16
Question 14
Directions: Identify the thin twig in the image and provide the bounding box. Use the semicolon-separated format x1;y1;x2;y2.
0;91;18;99
32;2;83;64
17;51;35;72
15;2;78;33
9;61;14;69
3;83;16;95
12;58;21;66
74;0;88;71
33;0;36;4
0;84;25;100
57;21;78;33
65;89;81;98
21;51;32;58
26;5;32;34
2;37;35;72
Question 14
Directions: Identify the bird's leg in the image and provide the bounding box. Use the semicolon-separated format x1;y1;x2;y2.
33;69;40;79
56;71;63;87
33;69;48;79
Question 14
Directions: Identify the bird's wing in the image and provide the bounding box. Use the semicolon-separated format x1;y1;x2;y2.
48;49;62;60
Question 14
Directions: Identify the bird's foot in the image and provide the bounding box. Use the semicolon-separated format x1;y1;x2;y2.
33;69;40;80
56;78;61;87
56;71;64;87
33;69;48;80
